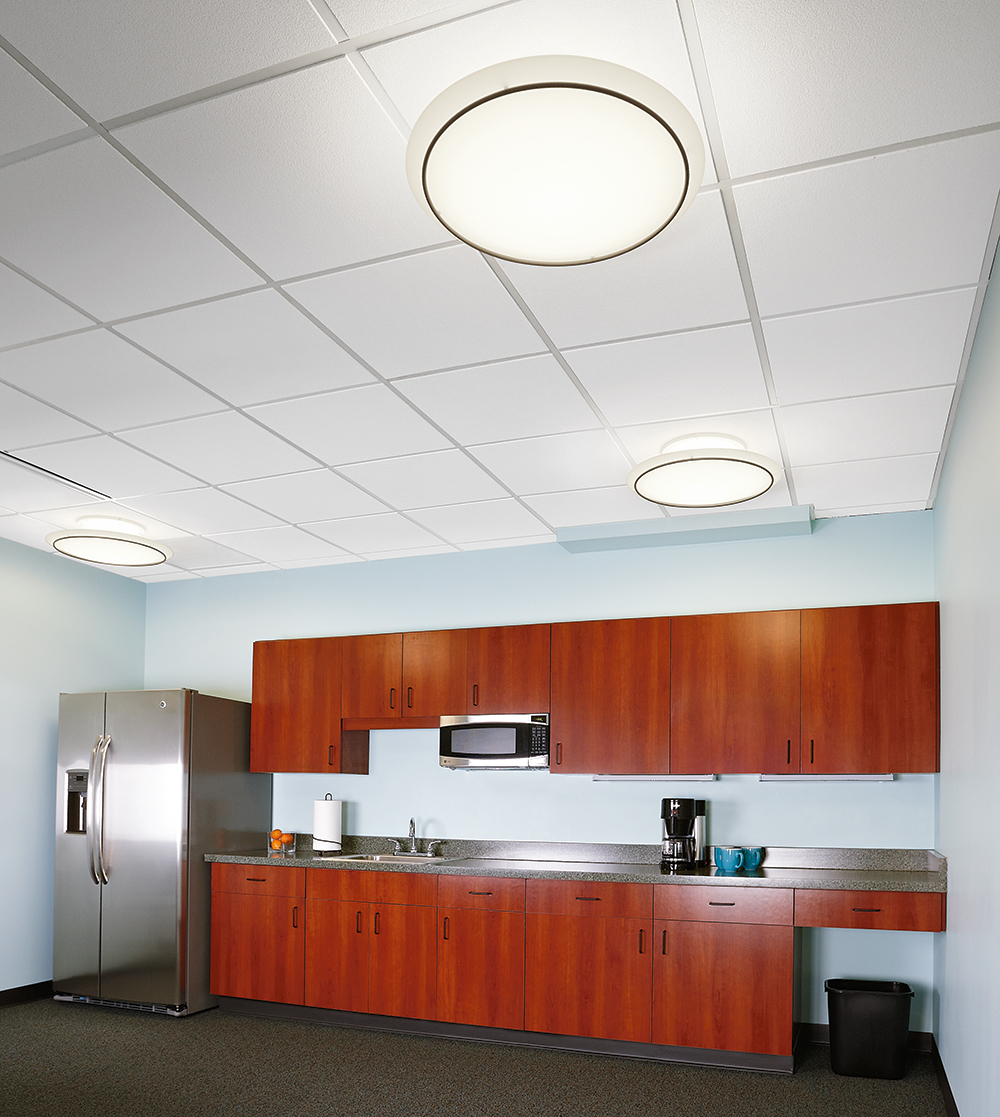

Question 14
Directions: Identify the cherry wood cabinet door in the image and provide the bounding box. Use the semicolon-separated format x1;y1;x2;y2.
437;908;525;1030
801;603;939;772
304;899;370;1012
402;629;467;717
251;638;345;772
670;611;800;774
466;624;551;714
210;892;304;1004
342;634;403;718
652;921;793;1056
524;914;652;1042
368;903;437;1020
550;618;670;774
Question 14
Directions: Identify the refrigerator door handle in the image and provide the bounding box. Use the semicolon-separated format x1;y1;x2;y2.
87;735;105;885
92;735;112;885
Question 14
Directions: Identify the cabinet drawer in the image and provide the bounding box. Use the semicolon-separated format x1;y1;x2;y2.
526;879;652;918
307;868;372;902
371;871;438;907
437;875;525;911
212;863;305;898
794;889;945;931
654;885;793;925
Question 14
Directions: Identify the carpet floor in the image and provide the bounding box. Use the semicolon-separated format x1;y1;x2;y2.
0;999;950;1117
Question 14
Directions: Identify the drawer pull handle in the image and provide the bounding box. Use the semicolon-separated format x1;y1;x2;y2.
575;896;601;902
356;911;362;934
638;929;645;954
246;878;266;882
442;916;449;940
709;902;736;907
662;929;668;955
852;907;882;913
810;739;815;764
787;740;791;765
468;891;493;896
292;905;298;929
374;911;380;935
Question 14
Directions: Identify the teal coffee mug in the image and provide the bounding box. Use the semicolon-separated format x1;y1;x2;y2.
714;846;744;872
741;846;763;872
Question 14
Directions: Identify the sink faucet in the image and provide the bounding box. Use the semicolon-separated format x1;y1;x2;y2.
407;817;418;854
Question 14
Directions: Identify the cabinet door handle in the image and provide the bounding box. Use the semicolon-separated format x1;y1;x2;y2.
555;742;562;766
468;891;492;896
246;878;266;882
810;739;815;764
638;929;645;954
442;916;449;941
662;929;668;955
389;688;395;710
575;896;601;902
374;911;380;935
852;907;882;913
709;902;736;907
407;686;413;709
787;740;791;765
472;684;479;707
328;744;335;766
292;905;298;929
356;911;362;933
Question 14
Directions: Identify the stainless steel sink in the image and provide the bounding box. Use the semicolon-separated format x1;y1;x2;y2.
336;853;451;864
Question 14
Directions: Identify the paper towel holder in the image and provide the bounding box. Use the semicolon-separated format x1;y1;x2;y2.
313;793;344;857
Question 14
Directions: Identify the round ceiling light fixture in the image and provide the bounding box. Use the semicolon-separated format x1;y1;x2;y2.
406;55;705;266
627;434;783;509
46;529;172;567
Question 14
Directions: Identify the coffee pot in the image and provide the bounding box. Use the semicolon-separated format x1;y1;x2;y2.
660;798;708;870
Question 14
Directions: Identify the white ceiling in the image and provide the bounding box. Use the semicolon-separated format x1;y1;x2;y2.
0;0;998;581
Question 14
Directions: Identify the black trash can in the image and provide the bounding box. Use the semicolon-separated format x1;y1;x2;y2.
825;979;914;1079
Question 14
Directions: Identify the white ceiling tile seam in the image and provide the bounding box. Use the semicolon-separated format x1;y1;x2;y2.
0;127;95;171
757;284;982;324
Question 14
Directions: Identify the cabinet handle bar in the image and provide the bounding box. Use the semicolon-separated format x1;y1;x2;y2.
292;905;298;929
468;891;493;896
575;896;601;902
708;902;736;907
443;916;449;941
852;907;882;913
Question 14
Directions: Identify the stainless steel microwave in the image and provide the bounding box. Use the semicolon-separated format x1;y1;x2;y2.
439;714;549;770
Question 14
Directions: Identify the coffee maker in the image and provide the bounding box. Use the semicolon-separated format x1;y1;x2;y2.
660;798;708;871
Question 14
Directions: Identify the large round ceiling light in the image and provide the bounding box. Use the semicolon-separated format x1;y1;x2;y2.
628;435;782;509
406;56;705;266
46;529;172;567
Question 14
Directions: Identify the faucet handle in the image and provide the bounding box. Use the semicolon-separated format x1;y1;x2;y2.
425;839;442;856
391;838;405;855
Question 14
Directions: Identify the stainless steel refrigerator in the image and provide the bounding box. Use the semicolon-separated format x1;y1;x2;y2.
53;689;271;1015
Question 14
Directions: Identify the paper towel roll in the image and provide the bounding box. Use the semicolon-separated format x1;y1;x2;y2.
313;796;342;852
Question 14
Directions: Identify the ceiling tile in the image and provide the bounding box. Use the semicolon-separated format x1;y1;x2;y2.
205;525;350;562
115;289;374;405
408;498;547;544
330;0;460;38
118;411;317;484
764;289;977;405
18;435;198;498
274;555;363;568
394;354;599;444
502;192;747;347
0;457;98;513
523;486;664;528
0;0;334;120
338;450;507;509
566;324;769;427
163;535;257;570
0;330;223;429
361;0;709;173
0;383;95;448
781;388;955;467
362;544;457;560
794;454;938;513
735;132;1000;316
469;430;633;495
0;511;62;550
305;511;445;552
696;0;1000;177
119;487;283;534
0;264;94;347
0;50;83;157
616;409;782;465
220;469;388;521
248;383;452;465
196;562;279;577
458;535;554;552
114;60;443;279
133;569;201;582
288;245;542;376
0;138;259;320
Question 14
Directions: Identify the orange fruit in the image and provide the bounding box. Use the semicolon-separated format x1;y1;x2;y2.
270;839;283;850
270;828;282;839
280;833;294;845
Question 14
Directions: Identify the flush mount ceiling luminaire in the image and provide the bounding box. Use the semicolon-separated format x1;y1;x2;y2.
406;56;706;266
45;529;172;567
628;435;783;509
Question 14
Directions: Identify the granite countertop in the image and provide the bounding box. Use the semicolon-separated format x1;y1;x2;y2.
206;838;946;893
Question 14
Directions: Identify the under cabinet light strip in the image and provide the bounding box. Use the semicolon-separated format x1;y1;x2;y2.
592;774;716;782
758;774;895;783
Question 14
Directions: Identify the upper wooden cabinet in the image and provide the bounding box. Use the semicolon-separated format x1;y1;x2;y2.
550;617;670;774
466;624;550;714
801;603;939;773
341;630;467;719
671;610;800;774
341;633;402;718
251;638;354;773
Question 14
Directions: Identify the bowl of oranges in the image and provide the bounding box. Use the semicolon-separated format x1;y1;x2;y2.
268;828;296;857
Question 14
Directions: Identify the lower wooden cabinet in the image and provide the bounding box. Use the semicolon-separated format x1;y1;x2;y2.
793;889;945;932
438;908;525;1029
368;902;437;1019
304;898;369;1012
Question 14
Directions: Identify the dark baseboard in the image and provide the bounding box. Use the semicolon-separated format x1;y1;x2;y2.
932;1037;961;1117
798;1022;934;1053
0;981;53;1007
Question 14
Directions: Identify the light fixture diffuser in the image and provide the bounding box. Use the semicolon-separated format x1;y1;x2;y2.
406;56;705;266
46;529;172;567
628;435;783;509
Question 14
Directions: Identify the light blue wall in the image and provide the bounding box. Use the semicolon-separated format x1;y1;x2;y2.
0;536;145;991
933;259;1000;1116
145;509;939;1029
